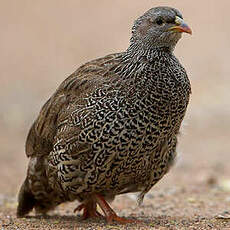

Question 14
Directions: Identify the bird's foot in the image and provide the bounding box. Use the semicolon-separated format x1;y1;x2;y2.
94;193;142;224
106;213;141;224
74;202;103;220
75;194;142;223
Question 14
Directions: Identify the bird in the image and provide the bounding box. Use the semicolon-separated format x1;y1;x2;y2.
17;6;192;223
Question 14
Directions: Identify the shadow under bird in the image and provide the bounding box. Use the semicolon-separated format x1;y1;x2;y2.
17;6;192;223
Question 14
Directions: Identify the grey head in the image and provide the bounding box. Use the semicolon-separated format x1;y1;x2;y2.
130;6;192;52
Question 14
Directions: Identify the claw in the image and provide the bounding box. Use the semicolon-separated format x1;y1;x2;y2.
94;193;142;224
74;194;142;223
74;202;104;220
106;213;141;224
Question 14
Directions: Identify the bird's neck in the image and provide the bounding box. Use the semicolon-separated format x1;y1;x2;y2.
125;43;173;63
113;44;175;81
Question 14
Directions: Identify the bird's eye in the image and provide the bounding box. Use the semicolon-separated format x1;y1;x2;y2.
156;18;164;25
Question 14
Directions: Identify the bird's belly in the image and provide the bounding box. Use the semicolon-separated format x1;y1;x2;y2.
48;129;177;202
48;88;184;200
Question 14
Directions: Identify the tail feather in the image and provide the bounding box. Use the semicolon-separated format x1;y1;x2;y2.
17;177;36;218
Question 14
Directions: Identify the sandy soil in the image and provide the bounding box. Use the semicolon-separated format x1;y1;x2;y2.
0;1;230;229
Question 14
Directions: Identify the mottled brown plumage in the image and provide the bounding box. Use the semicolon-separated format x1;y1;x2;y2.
17;6;192;222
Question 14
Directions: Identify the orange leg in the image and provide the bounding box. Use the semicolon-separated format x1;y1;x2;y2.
74;201;103;220
93;193;141;224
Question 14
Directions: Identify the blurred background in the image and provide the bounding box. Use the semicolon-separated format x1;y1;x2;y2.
0;0;229;202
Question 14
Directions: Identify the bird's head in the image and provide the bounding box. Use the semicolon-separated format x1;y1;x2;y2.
130;7;192;52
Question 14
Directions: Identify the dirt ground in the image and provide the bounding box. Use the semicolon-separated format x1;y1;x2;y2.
0;1;230;229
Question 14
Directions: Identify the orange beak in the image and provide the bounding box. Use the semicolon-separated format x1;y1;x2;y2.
168;16;192;35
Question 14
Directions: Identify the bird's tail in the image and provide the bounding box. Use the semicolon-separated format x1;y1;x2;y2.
17;177;36;218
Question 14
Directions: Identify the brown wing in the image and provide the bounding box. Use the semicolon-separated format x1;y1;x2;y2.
25;53;123;157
